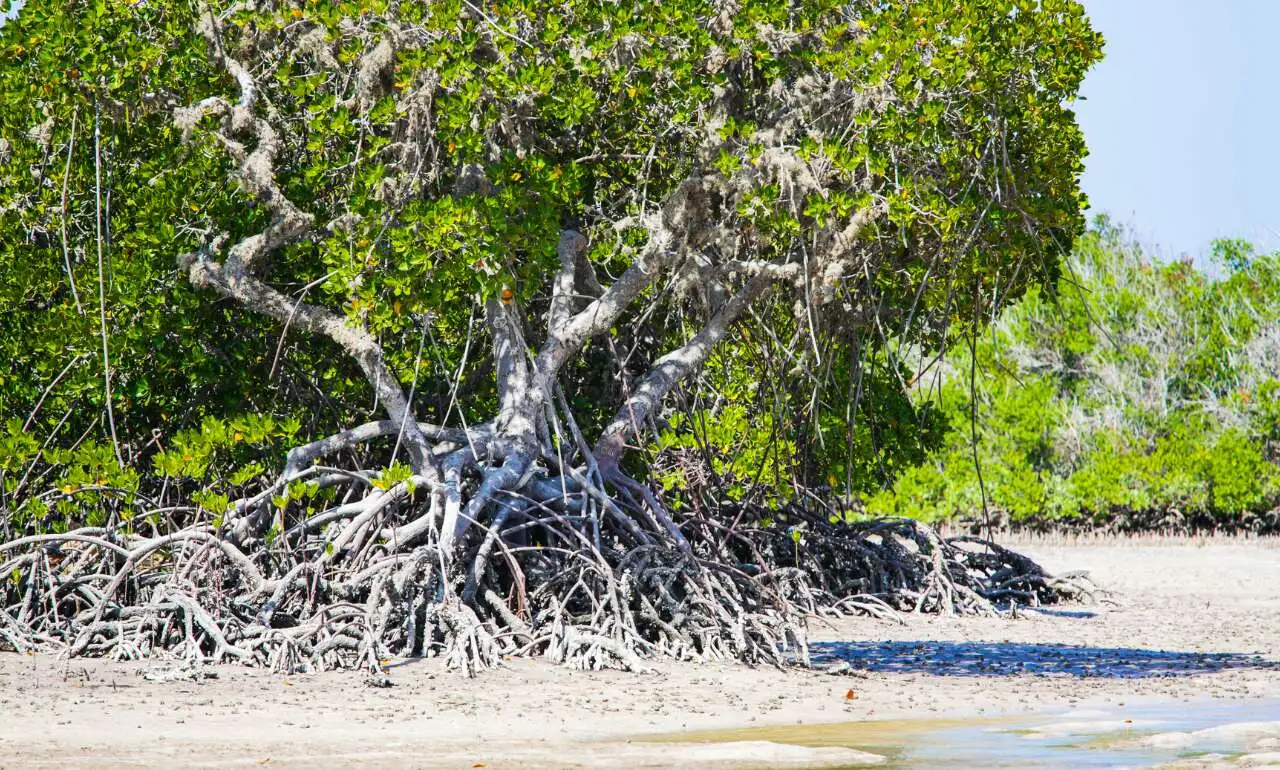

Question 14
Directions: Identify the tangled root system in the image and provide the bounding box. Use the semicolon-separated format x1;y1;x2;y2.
0;467;1094;675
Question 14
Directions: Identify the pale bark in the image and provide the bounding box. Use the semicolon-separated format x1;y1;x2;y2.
593;272;776;465
487;298;538;453
547;230;588;336
183;254;436;476
283;420;487;479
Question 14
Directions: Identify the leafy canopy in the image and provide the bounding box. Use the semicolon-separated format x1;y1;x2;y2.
1;0;1102;527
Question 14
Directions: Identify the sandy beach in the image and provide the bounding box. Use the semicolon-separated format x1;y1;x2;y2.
1;538;1277;768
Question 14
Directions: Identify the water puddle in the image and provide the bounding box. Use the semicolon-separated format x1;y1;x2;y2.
667;698;1280;768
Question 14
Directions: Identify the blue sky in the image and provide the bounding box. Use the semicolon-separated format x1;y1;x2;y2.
1076;0;1280;261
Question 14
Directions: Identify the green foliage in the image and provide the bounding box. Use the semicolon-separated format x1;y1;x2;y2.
1;413;296;536
872;222;1280;530
812;357;950;496
153;414;299;482
647;321;948;511
655;405;797;509
0;0;375;452
1;419;140;532
371;461;415;492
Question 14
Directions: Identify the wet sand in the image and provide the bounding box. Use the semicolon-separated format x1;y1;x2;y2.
1;539;1277;768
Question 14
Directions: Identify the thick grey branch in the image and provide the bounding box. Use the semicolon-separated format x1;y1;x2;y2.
536;261;656;377
593;271;777;465
547;229;588;335
487;298;538;453
592;207;878;464
284;420;491;479
441;452;533;559
183;254;436;476
533;175;714;379
179;5;439;478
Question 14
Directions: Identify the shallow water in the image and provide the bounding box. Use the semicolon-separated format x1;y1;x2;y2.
673;698;1280;768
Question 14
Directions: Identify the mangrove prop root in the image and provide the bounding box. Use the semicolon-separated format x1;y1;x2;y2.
0;460;1092;675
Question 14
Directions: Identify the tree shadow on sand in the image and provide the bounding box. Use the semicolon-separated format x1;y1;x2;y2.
811;641;1280;679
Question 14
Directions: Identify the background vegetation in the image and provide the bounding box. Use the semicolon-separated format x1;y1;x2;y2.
865;220;1280;532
